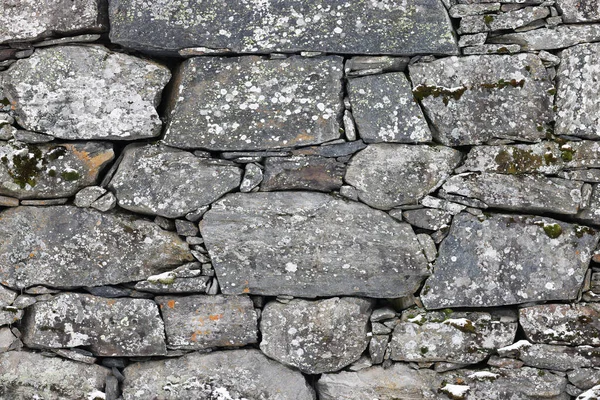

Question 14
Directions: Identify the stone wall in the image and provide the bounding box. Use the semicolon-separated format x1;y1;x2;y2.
0;0;599;399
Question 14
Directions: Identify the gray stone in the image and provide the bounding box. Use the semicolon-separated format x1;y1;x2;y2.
458;33;488;47
462;44;522;55
134;275;211;294
75;186;107;207
347;73;431;143
0;206;193;289
12;130;54;143
0;195;18;207
409;54;554;146
0;0;106;44
343;110;357;141
369;335;389;364
421;212;599;308
345;144;462;210
260;297;372;374
52;348;97;364
33;34;102;47
421;195;467;214
105;375;120;400
0;327;17;353
576;184;600;225
403;208;453;231
292;139;367;158
85;286;131;298
578;386;600;400
568;368;600;390
175;220;199;237
0;351;109;400
557;0;600;22
417;233;438;263
200;192;429;298
109;144;242;218
240;163;263;192
488;24;600;51
261;155;345;192
122;349;315;400
345;56;410;76
109;0;457;56
371;307;397;322
562;170;600;183
163;56;343;151
90;192;116;212
502;341;600;371
459;6;549;33
2;45;170;140
20;198;68;206
450;4;501;17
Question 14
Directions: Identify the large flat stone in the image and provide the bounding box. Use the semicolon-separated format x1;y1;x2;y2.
502;342;600;371
163;56;343;151
487;25;600;51
260;297;372;374
421;212;599;308
409;54;554;146
122;349;315;400
345;144;462;210
557;0;600;22
200;192;429;298
261;155;345;192
2;45;170;140
0;206;193;289
109;144;242;218
109;0;457;56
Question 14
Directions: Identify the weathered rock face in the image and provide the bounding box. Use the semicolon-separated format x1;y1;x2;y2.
2;45;171;140
0;351;110;400
576;184;600;225
488;25;600;51
109;144;241;218
22;293;167;356
109;0;458;56
122;349;316;400
163;56;343;151
458;6;549;33
0;285;20;326
260;297;372;374
156;295;257;350
421;212;599;309
344;144;463;209
0;206;193;289
261;155;345;192
557;0;600;23
200;192;429;298
503;342;600;371
409;54;554;146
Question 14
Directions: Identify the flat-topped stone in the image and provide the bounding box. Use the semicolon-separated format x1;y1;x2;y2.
488;24;600;51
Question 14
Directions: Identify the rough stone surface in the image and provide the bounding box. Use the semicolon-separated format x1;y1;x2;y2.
569;368;600;390
505;342;600;371
261;155;345;192
200;192;429;298
409;54;554;146
421;212;599;308
22;293;167;356
260;297;372;374
2;45;171;140
156;295;257;350
74;186;107;208
403;208;453;231
109;144;241;218
345;144;462;210
557;0;600;22
459;6;549;33
0;206;193;289
240;163;263;192
163;56;343;151
488;24;600;51
134;275;211;294
576;184;600;225
122;349;316;400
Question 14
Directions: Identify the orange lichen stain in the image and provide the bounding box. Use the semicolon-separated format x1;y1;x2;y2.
167;300;176;309
242;287;250;293
29;252;35;258
190;330;211;342
106;299;116;306
64;144;115;179
208;314;223;321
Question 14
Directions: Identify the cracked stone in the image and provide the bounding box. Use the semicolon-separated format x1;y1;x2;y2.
260;155;345;192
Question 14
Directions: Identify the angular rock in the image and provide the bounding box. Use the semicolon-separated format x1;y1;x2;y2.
369;335;389;364
450;4;501;18
200;192;429;298
74;186;107;207
458;33;489;47
345;56;410;76
562;170;600;183
156;295;257;350
462;44;522;55
90;191;116;212
2;45;171;140
0;0;106;44
569;368;600;390
409;54;554;146
122;349;315;400
109;0;457;56
347;73;431;143
0;206;193;289
421;212;599;308
576;184;600;225
163;56;343;151
403;208;453;231
459;7;549;33
292;139;367;158
33;34;102;47
0;327;18;353
0;351;109;400
134;275;211;294
503;342;600;371
260;155;345;192
345;144;462;210
557;0;600;22
488;24;600;51
240;163;263;192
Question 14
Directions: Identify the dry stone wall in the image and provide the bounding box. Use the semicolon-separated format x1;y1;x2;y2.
1;0;600;399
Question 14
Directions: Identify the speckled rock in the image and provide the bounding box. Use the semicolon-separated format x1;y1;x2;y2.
347;72;431;143
459;6;549;33
345;144;463;210
504;342;600;371
2;45;171;140
556;0;600;22
409;54;554;146
0;141;114;199
0;285;20;326
200;192;429;298
0;0;107;44
402;208;453;231
122;349;315;400
134;275;211;294
569;368;600;390
21;293;167;356
156;295;257;350
0;206;193;289
163;56;343;151
260;155;345;192
109;0;457;56
520;304;600;346
0;351;110;400
421;212;599;308
576;184;600;225
260;297;372;374
487;25;600;51
109;144;241;218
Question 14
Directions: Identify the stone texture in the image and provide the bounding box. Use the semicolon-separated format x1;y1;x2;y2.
22;293;167;356
109;144;241;218
345;56;410;76
2;45;170;140
488;24;600;51
134;275;211;294
260;297;372;374
459;7;549;33
122;349;315;400
74;186;107;207
0;351;110;400
240;163;263;192
163;56;343;151
109;0;458;56
576;184;600;225
200;192;429;298
409;54;554;146
0;285;20;326
503;342;600;371
345;144;462;210
450;4;500;18
156;295;257;350
557;0;600;22
569;368;600;390
403;208;453;231
421;212;599;308
260;155;345;192
347;73;431;143
0;206;193;289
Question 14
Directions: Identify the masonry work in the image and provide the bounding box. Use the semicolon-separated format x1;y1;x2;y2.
0;0;600;399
